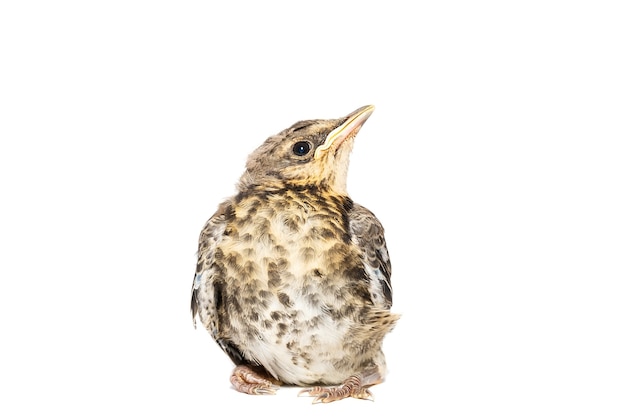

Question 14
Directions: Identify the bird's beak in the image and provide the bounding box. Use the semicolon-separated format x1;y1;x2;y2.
314;105;375;159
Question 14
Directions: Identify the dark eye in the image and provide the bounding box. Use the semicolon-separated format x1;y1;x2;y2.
292;141;312;156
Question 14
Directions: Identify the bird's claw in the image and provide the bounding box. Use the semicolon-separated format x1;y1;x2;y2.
230;365;279;395
250;385;278;395
298;385;374;403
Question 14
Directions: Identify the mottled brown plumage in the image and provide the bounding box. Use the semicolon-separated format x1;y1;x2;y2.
191;105;399;403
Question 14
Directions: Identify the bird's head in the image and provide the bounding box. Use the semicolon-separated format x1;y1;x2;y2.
238;105;375;195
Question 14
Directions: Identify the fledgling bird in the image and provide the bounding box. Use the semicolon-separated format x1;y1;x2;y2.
191;105;399;403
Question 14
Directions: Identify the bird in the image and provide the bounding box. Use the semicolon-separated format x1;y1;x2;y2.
190;105;399;403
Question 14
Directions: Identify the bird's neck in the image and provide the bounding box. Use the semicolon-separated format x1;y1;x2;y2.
236;182;350;204
239;178;348;196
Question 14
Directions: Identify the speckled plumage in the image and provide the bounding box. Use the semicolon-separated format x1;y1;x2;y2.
191;105;399;402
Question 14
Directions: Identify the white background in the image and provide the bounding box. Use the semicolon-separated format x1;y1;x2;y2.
1;1;625;416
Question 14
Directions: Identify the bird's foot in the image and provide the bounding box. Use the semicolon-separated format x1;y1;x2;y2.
298;374;375;403
230;365;280;395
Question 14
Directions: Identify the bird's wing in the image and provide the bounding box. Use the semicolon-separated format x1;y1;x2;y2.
190;201;231;329
349;203;393;308
191;201;257;366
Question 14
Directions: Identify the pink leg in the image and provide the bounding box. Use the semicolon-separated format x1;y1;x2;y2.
299;367;383;403
230;365;280;395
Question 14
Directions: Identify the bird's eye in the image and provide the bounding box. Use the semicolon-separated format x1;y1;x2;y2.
292;141;312;156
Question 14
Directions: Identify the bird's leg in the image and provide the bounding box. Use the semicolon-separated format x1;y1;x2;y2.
230;365;280;395
298;366;383;403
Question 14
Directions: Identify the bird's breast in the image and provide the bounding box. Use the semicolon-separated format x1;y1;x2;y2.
225;190;351;261
211;190;377;384
216;190;369;314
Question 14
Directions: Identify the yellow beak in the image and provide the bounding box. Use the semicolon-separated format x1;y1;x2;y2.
314;105;375;159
